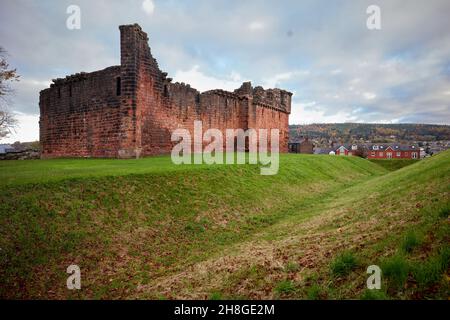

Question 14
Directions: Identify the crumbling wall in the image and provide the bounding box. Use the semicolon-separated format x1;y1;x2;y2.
39;66;122;158
39;23;292;158
120;24;250;156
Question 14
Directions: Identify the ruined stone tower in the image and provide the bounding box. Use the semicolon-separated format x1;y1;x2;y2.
39;24;292;158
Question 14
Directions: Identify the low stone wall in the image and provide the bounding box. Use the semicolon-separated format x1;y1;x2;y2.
0;150;40;160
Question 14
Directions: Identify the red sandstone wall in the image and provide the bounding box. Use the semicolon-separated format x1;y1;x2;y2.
248;103;290;153
121;24;290;156
121;24;251;156
39;24;292;159
39;67;122;158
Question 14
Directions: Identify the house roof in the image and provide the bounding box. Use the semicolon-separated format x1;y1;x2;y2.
335;144;358;152
314;148;334;154
0;144;14;153
365;143;419;151
332;143;419;153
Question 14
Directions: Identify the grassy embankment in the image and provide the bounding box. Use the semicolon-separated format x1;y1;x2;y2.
0;152;448;299
369;159;418;171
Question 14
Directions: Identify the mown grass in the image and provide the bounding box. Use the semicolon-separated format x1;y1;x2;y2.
0;153;387;299
369;159;418;171
0;151;448;299
182;150;449;300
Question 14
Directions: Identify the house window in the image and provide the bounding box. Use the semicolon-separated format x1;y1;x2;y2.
396;152;401;157
116;77;121;96
379;152;384;157
387;152;392;158
412;152;417;159
373;145;379;150
371;152;375;157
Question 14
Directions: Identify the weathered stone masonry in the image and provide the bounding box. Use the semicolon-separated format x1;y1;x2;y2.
39;24;292;158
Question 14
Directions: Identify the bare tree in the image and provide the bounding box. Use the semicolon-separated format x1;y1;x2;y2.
0;109;18;139
0;47;20;140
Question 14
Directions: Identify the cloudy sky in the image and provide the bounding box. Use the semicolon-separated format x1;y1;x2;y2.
1;0;450;142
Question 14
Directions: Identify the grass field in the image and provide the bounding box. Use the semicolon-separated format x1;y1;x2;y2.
0;152;448;299
369;159;419;171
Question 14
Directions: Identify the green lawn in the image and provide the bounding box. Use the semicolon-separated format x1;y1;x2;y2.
0;156;205;186
0;152;448;299
369;158;419;171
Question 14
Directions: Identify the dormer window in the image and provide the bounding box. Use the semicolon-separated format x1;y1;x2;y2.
373;145;379;150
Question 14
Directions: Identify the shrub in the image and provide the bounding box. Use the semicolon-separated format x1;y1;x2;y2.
331;252;358;277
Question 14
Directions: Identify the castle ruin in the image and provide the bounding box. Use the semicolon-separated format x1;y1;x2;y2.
39;24;292;158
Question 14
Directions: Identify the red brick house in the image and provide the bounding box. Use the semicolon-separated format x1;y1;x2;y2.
335;144;359;156
366;144;420;159
334;144;420;159
288;137;314;154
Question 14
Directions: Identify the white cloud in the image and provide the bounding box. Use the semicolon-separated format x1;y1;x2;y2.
331;69;342;75
290;101;358;124
363;92;377;100
173;65;245;92
2;112;39;143
142;0;155;15
263;70;309;88
248;21;264;31
21;79;52;88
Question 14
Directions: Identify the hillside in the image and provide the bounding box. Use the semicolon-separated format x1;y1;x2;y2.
290;123;450;143
0;152;448;299
369;159;418;171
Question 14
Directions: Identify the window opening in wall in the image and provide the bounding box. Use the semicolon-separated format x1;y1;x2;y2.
116;77;121;96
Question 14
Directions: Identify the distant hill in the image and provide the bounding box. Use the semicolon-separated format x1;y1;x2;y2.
289;123;450;143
